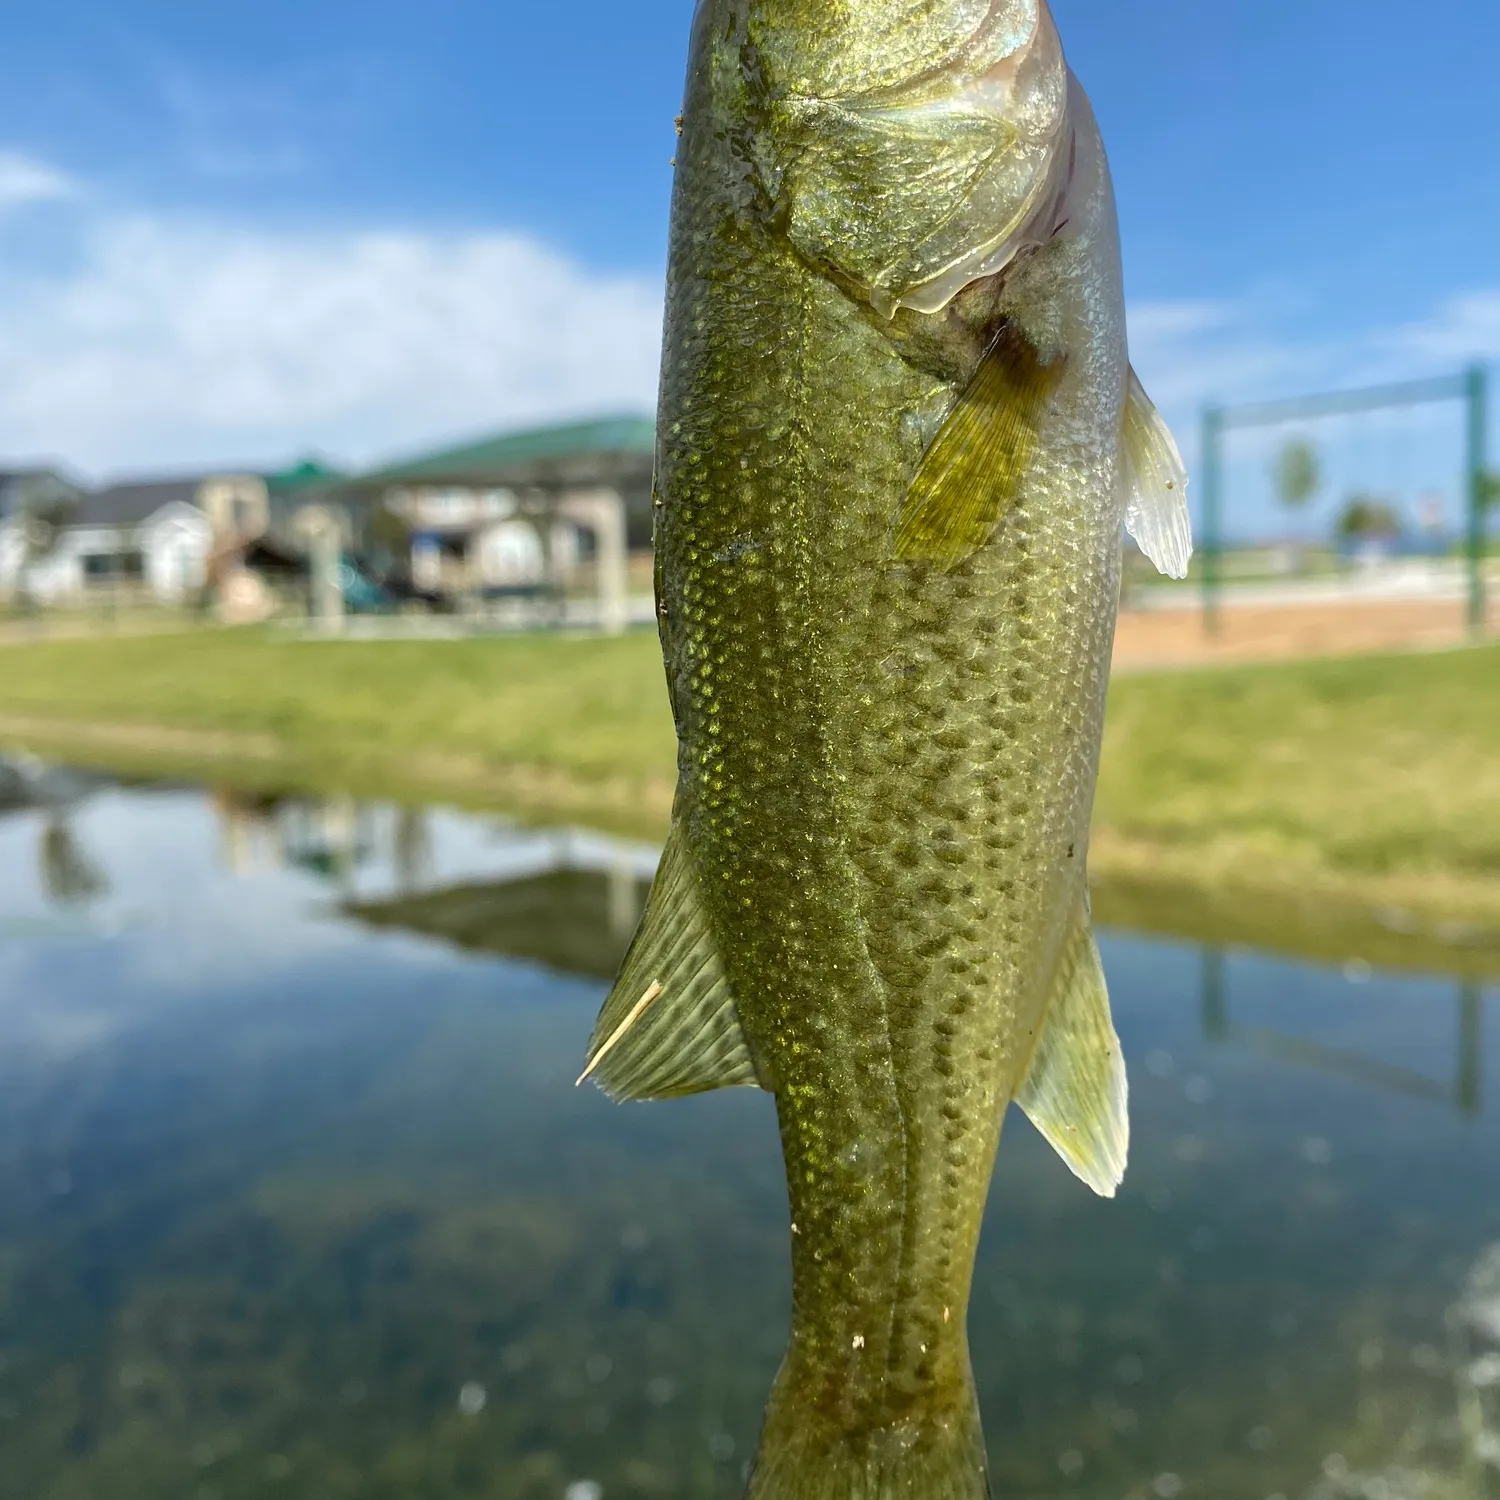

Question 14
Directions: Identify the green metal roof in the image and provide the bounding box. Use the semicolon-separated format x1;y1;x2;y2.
357;414;655;486
265;459;346;496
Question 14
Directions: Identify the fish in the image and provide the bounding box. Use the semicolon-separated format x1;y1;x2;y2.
579;0;1191;1495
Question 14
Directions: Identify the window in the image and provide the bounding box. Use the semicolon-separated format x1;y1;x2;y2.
81;551;144;580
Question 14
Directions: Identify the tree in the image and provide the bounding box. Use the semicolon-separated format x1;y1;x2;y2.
13;494;79;611
1336;494;1401;541
1271;437;1321;511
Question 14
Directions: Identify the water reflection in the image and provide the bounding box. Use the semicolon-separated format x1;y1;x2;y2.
208;784;655;977
0;764;1496;1499
37;815;107;905
1199;947;1486;1119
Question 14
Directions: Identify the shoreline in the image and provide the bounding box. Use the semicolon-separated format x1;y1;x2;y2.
6;709;1499;981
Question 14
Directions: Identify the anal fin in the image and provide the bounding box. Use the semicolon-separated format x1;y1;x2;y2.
579;824;762;1101
1015;896;1129;1196
1122;366;1193;579
891;321;1064;570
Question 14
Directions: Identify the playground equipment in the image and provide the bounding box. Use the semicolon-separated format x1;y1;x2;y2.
1198;366;1490;635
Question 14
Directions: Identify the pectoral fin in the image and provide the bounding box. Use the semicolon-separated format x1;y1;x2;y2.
1122;367;1193;579
579;824;762;1101
1015;897;1129;1196
891;322;1064;570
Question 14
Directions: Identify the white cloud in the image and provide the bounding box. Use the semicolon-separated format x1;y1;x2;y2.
1126;286;1500;477
0;151;78;209
1125;296;1319;453
1386;291;1500;366
1126;299;1235;343
0;171;1492;487
0;215;664;475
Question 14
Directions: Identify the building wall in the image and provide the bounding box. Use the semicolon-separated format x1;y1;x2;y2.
474;519;545;586
0;521;26;592
143;512;213;598
9;505;212;603
198;476;269;541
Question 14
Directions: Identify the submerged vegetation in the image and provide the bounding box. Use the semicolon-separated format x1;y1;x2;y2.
1;628;1498;945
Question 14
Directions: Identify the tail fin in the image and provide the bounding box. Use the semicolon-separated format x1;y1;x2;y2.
746;1363;990;1500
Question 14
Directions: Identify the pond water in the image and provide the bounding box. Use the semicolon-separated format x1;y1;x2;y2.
0;767;1497;1500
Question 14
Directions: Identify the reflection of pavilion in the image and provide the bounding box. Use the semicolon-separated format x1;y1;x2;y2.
213;789;378;889
212;788;287;875
279;797;376;887
344;835;650;980
206;785;655;978
1199;947;1486;1117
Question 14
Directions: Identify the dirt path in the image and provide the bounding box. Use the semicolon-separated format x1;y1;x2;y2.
1113;596;1493;671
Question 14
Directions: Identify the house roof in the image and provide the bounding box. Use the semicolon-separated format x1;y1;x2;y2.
73;480;202;528
352;414;655;490
266;459;345;497
0;468;89;514
0;467;80;486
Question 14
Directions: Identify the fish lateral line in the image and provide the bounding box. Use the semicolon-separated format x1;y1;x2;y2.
576;980;665;1086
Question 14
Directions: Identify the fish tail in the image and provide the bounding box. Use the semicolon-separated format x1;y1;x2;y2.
745;1360;989;1500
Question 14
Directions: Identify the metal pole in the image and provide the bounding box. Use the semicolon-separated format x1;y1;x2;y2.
1200;406;1224;637
1464;364;1488;636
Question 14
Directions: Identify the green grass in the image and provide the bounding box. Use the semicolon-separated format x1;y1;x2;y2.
3;625;1499;952
0;627;680;830
1097;645;1500;882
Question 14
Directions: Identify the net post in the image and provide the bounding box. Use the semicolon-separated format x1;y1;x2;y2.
1200;405;1224;637
1465;364;1488;637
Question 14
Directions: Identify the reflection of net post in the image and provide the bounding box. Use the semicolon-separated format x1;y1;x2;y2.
1457;981;1483;1119
1200;946;1228;1041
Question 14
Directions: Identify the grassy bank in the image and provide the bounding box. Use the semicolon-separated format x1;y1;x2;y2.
0;628;680;834
2;627;1498;966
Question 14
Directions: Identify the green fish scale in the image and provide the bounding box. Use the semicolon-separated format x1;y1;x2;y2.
656;0;1126;1452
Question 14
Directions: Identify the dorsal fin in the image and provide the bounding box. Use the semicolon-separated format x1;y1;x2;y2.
891;321;1065;570
1122;366;1192;579
1015;895;1129;1196
578;824;762;1101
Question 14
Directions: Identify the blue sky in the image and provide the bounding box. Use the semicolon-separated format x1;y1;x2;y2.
1;0;1497;527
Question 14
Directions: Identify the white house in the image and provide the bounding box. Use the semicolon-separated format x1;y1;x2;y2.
0;476;265;604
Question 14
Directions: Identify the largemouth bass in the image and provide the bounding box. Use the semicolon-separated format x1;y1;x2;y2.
581;1;1191;1494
